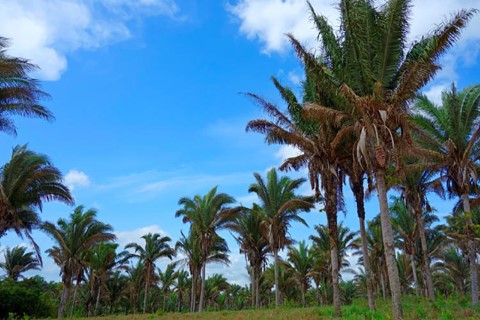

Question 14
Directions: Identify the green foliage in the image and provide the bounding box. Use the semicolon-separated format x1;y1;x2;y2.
0;277;56;318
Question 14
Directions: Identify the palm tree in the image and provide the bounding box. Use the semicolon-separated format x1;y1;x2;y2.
175;186;239;312
86;242;129;315
126;260;145;314
158;263;178;311
298;2;475;317
248;168;313;308
125;232;175;314
0;245;40;281
392;162;444;299
231;204;269;308
173;269;189;312
0;145;73;259
246;73;345;316
105;271;129;314
389;197;420;295
42;205;115;318
413;84;480;304
287;240;313;307
0;37;54;136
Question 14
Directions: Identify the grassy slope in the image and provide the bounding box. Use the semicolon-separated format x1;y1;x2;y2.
85;297;480;320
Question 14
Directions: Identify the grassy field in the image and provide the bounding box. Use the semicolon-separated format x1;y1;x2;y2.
81;296;480;320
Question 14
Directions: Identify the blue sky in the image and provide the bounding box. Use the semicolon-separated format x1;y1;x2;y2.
0;0;479;285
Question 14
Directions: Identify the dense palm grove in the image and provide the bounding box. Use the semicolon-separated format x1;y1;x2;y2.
1;1;480;319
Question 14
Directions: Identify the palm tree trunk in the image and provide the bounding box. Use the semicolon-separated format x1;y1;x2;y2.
380;271;386;299
190;272;197;312
409;253;420;297
326;176;341;318
352;180;376;311
199;262;206;312
143;265;150;313
58;282;71;318
415;204;435;300
301;283;306;307
70;280;79;318
255;265;260;308
274;250;280;308
376;169;403;320
463;193;478;305
251;266;255;308
95;284;102;316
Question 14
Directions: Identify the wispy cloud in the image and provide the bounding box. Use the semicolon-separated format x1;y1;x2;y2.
116;224;170;249
0;0;182;80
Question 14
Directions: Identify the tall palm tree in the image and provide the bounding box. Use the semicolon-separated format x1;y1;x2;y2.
42;205;115;318
246;73;345;316
125;232;175;314
248;168;314;308
0;245;40;281
175;186;239;312
287;240;313;307
298;1;476;317
0;145;73;259
413;84;480;304
0;37;54;136
231;204;269;308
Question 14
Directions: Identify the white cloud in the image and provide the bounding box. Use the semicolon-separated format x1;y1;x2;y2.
275;145;302;162
115;224;170;249
0;0;180;80
229;0;480;82
424;83;451;105
207;252;250;286
64;169;91;191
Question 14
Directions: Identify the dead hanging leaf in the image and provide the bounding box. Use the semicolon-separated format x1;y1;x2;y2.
357;128;368;164
376;145;386;168
379;110;387;124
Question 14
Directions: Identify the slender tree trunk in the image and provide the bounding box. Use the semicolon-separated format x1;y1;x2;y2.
352;180;376;311
274;250;280;308
409;253;420;297
376;169;403;320
255;265;260;308
199;262;206;312
143;266;150;313
251;266;255;308
58;282;71;318
70;280;79;318
415;204;435;300
326;176;341;318
190;272;197;312
301;283;306;307
380;272;386;299
463;193;478;305
95;284;102;316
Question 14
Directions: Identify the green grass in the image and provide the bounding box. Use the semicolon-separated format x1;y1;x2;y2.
81;296;480;320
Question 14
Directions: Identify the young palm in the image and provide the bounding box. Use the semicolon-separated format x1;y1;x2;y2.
175;186;239;312
0;37;54;136
287;240;313;307
298;1;476;317
158;263;178;311
42;205;115;318
413;84;480;304
0;145;73;259
125;232;175;314
86;242;129;315
248;168;314;308
174;269;189;312
0;245;40;281
231;204;269;308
